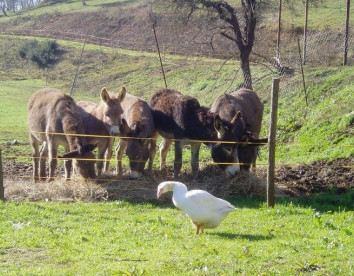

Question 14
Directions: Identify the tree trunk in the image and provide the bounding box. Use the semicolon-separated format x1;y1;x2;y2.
240;47;253;90
1;5;8;16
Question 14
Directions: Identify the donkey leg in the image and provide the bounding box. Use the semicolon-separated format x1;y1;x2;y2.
174;140;183;179
191;142;201;180
147;132;158;172
47;139;57;182
29;136;40;182
159;138;172;171
103;138;114;173
39;141;48;181
64;160;72;180
116;139;128;177
251;147;259;172
96;144;107;177
63;146;72;180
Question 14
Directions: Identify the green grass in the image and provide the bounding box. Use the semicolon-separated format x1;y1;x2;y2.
0;79;46;142
266;66;354;164
0;0;142;21
280;0;353;31
1;192;353;275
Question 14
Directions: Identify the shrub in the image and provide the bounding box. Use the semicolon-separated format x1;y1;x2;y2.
18;39;59;68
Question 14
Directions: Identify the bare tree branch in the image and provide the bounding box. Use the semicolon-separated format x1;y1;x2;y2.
162;0;257;89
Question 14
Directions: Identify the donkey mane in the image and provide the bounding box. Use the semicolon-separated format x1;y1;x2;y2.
59;98;88;151
196;106;215;128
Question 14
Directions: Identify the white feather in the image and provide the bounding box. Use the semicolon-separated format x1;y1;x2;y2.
157;181;236;231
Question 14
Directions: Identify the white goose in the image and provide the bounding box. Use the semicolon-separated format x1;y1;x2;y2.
157;181;236;234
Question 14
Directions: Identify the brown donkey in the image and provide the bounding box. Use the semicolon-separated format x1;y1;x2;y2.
28;88;97;181
149;88;244;180
210;88;268;172
77;86;126;176
112;91;157;179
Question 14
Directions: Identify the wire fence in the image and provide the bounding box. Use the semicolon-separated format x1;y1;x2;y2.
0;2;353;183
2;131;353;175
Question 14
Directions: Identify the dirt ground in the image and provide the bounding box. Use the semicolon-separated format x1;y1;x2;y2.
2;157;353;202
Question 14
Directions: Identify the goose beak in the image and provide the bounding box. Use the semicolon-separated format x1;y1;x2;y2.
157;188;163;198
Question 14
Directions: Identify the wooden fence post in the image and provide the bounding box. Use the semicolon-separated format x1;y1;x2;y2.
267;78;280;208
0;149;4;201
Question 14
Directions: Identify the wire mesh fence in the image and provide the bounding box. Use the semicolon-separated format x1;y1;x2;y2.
0;1;353;201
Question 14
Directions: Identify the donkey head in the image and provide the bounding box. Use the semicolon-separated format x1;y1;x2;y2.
211;111;247;177
126;138;151;179
58;142;98;180
100;86;126;136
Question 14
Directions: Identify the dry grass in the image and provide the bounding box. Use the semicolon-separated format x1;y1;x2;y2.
3;163;288;203
4;178;108;202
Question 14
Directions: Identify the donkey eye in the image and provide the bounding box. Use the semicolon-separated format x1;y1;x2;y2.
224;146;232;152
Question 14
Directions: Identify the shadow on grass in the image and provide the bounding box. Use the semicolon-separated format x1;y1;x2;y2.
227;189;354;212
209;232;274;241
281;189;354;212
106;189;354;213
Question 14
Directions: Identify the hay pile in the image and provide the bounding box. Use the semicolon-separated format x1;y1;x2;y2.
3;163;282;202
5;178;108;202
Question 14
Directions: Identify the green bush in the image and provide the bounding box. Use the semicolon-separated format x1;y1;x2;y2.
18;39;59;68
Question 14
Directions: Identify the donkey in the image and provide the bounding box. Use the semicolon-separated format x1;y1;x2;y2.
149;88;245;179
210;88;268;172
76;86;127;176
28;88;97;181
106;91;157;179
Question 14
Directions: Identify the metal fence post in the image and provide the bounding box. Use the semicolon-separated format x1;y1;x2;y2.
0;149;4;201
344;0;350;66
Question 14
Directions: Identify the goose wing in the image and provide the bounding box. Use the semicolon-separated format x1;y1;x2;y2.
184;189;235;212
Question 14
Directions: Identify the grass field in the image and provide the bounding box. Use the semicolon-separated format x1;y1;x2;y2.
1;193;353;275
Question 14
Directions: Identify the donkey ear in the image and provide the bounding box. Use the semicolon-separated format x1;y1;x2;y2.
214;113;225;139
231;111;241;125
100;87;111;104
58;150;80;159
231;111;246;130
117;86;126;102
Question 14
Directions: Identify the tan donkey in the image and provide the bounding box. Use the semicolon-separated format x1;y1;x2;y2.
112;89;157;179
77;86;126;176
28;88;98;181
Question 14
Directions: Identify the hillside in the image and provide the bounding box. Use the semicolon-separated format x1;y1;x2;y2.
0;0;353;169
0;0;353;64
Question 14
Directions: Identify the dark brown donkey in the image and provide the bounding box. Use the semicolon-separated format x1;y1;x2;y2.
108;91;157;179
210;88;267;172
149;88;245;179
28;88;97;181
77;86;126;176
